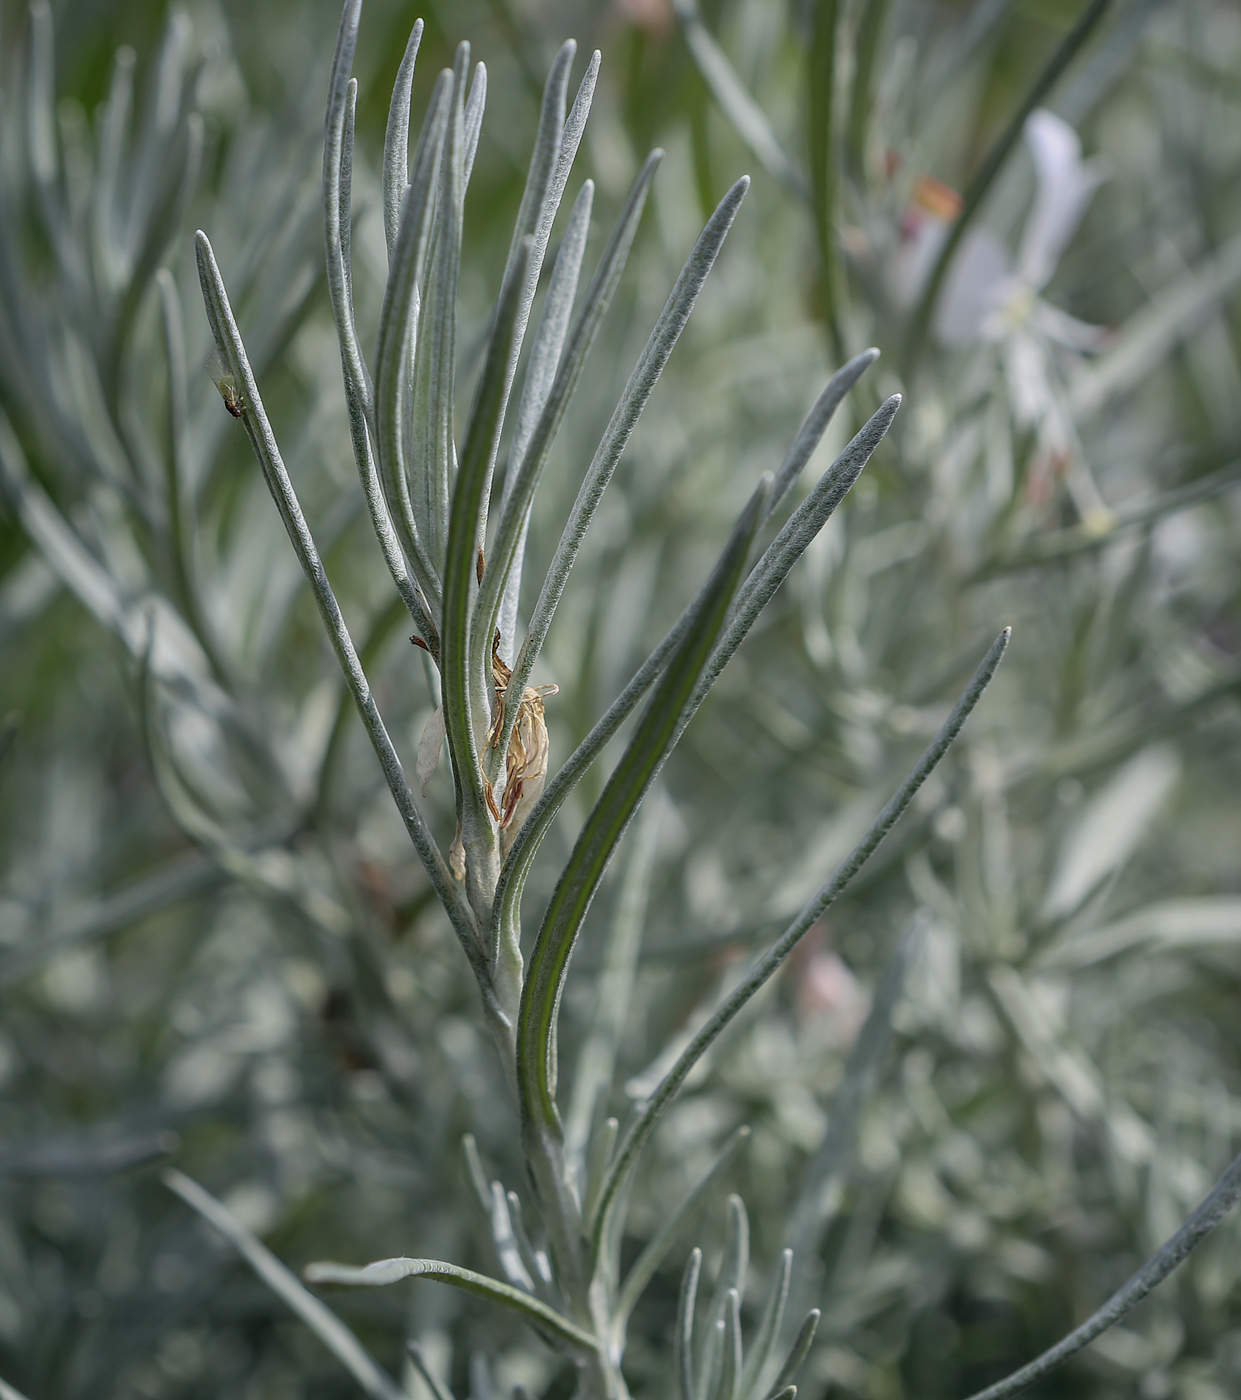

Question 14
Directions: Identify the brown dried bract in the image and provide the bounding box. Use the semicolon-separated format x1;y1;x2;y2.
487;632;557;854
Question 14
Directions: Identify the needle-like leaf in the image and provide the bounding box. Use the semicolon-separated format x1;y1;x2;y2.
765;1311;819;1400
165;1170;405;1400
959;1144;1241;1400
194;229;486;977
738;1249;792;1400
373;67;453;618
717;1289;742;1400
516;475;771;1148
493;391;896;962
304;1256;600;1357
410;43;469;575
613;1126;750;1328
382;20;425;261
591;629;1010;1258
678;1248;703;1400
787;914;924;1255
495;178;595;663
508;174;750;724
479;152;662;762
441;236;534;913
515;475;770;1290
407;1343;458;1400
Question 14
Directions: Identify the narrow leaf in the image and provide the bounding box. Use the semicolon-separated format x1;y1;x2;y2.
768;349;879;515
807;0;844;359
516;475;771;1146
0;1130;174;1177
92;45;135;291
304;1256;599;1356
592;629;1010;1257
324;0;372;414
463;63;487;187
489;1181;536;1293
506;1191;554;1288
440;236;534;847
26;0;58;186
787;915;925;1252
678;1249;703;1400
555;54;602;217
583;1116;620;1229
407;1343;458;1400
411;43;469;573
738;1250;792;1400
496;179;596;663
960;1145;1241;1400
512;174;750;713
165;1170;404;1400
566;793;664;1174
156;267;222;675
483;41;577;486
327;49;434;640
717;1289;742;1400
194;230;483;968
704;1196;749;1319
382;21;425;261
373;68;453;616
481;153;662;743
702;398;901;713
672;0;805;196
463;1133;491;1212
495;391;895;960
765;1311;819;1400
697;1318;725;1400
614;1126;750;1325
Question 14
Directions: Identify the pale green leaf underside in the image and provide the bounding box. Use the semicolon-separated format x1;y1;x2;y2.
304;1256;599;1355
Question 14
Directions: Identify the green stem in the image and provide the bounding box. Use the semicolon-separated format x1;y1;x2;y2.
905;0;1116;372
846;0;892;179
808;0;846;361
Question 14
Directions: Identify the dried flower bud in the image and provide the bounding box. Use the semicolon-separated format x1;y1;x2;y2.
487;634;557;855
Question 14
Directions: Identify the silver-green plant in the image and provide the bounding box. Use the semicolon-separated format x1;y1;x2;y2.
2;0;1241;1388
162;4;1241;1400
173;0;994;1393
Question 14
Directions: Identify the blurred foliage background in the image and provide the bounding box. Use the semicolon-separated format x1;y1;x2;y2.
1;0;1240;1396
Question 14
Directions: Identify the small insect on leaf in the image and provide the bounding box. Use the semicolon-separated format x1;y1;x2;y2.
207;348;244;418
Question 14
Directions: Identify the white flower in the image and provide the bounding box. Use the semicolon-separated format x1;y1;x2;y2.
934;109;1109;348
896;110;1114;523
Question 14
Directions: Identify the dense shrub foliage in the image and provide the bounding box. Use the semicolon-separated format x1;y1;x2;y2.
0;0;1239;1397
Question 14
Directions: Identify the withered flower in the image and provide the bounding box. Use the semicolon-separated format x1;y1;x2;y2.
488;635;557;855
